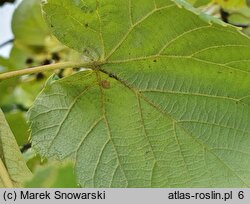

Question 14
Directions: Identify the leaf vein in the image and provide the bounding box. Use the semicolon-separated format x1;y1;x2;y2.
105;4;175;60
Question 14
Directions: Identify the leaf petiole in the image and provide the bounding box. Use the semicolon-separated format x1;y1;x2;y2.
0;61;93;81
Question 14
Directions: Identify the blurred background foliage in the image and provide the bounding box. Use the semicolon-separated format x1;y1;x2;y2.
0;0;250;187
0;0;15;6
0;0;81;187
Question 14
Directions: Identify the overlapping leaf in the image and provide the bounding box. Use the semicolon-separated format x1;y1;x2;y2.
29;0;250;187
188;0;210;7
12;0;50;46
5;112;29;146
0;109;31;187
214;0;246;9
25;162;77;188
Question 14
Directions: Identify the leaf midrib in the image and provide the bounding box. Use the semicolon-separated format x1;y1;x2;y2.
96;71;129;187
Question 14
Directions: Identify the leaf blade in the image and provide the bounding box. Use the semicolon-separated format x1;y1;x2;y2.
30;0;250;187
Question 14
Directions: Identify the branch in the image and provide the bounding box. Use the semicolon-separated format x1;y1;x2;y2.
0;61;93;81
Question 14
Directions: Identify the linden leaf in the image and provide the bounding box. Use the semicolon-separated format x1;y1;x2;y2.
29;0;250;187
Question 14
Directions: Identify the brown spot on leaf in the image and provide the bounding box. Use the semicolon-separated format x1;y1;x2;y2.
100;80;111;89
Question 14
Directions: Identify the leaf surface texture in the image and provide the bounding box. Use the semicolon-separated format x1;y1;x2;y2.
29;0;250;187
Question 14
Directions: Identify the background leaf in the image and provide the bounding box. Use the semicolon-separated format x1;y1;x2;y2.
12;0;50;46
0;109;31;187
0;56;12;72
25;162;78;188
5;111;29;146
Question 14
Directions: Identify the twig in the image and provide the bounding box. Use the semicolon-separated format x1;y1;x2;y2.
0;61;93;81
0;39;14;49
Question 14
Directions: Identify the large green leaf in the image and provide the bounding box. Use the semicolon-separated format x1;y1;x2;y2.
29;0;250;187
0;109;32;187
0;56;12;72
